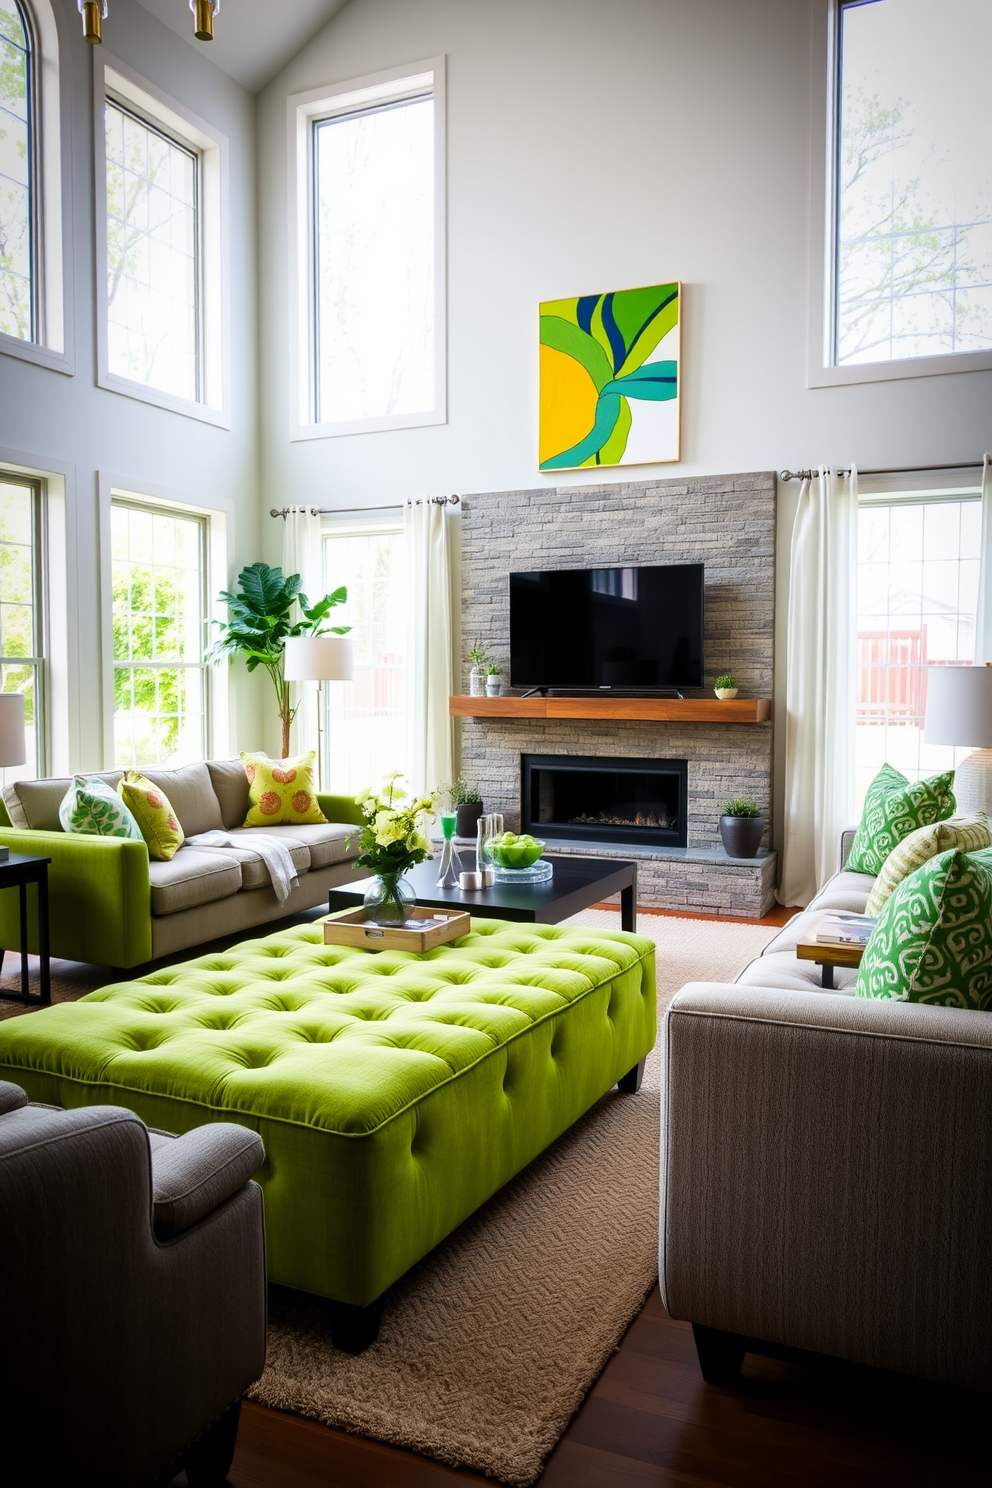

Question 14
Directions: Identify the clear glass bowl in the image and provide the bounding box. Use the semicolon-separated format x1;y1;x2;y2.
493;857;554;884
488;836;546;869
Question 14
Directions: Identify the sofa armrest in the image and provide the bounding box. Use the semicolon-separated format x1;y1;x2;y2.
151;1124;265;1239
0;1081;27;1114
0;829;152;966
839;825;858;871
661;984;992;1392
318;793;364;829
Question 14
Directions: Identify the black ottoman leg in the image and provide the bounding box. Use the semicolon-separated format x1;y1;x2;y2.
691;1323;746;1385
328;1298;383;1354
617;1057;646;1093
184;1399;241;1485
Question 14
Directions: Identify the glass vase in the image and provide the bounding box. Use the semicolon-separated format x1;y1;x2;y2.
363;871;416;926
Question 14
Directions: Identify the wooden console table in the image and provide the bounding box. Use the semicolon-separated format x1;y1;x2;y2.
449;695;772;723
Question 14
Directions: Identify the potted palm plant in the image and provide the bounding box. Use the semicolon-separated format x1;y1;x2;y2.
208;562;349;757
719;796;766;858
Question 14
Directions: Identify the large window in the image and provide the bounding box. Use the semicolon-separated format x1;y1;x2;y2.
0;474;44;784
322;525;407;791
111;501;209;769
830;0;992;371
0;0;33;341
293;60;445;437
105;99;200;403
856;486;980;802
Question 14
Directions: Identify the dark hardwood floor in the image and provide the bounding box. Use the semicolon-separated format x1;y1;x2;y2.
217;1288;988;1488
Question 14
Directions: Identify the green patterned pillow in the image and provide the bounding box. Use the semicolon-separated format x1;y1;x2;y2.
857;849;992;1010
864;813;990;915
847;764;956;877
59;776;144;841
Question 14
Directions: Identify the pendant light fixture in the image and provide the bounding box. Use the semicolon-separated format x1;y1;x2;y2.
190;0;219;41
78;0;107;43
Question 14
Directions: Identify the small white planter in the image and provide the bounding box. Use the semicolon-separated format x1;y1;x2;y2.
485;677;502;697
715;687;739;700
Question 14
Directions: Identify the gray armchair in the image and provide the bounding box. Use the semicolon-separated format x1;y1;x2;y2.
0;1081;267;1486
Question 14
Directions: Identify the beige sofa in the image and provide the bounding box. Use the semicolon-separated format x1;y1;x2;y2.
661;830;992;1394
0;760;365;967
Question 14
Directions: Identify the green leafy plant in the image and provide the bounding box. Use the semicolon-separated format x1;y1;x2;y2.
448;776;482;806
208;562;349;757
353;774;436;878
715;673;738;690
487;663;502;675
466;643;492;668
721;796;762;819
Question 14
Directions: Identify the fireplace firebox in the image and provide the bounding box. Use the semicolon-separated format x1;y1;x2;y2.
521;754;688;849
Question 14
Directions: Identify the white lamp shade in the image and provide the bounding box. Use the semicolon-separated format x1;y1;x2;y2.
283;635;355;683
924;666;992;747
0;693;26;767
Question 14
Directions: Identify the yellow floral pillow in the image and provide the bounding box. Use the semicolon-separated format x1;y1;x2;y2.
241;750;327;827
118;771;185;861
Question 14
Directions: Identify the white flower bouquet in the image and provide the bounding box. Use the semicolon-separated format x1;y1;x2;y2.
353;773;436;878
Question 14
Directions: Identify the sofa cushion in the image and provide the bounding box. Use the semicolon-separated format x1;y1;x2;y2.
137;764;224;838
206;759;252;831
4;772;123;831
147;847;243;917
59;776;144;842
805;870;876;916
242;751;327;827
249;822;356;870
857;849;992;1010
864;813;991;916
185;828;312;889
846;764;956;877
119;771;186;861
737;949;858;996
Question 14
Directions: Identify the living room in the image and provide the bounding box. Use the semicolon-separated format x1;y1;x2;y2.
0;0;990;1484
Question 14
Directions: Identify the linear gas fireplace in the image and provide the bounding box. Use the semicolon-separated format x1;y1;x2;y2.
521;754;688;849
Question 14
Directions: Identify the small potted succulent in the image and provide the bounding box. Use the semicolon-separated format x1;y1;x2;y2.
719;796;765;858
449;776;484;837
485;663;503;697
466;644;492;697
714;673;739;700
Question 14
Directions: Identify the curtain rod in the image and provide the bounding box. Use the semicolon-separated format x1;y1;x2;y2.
779;460;989;482
269;495;462;518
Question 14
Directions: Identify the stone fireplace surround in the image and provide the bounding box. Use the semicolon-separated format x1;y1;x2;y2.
458;471;777;917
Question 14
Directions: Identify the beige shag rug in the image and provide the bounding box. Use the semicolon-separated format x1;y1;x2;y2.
0;909;780;1484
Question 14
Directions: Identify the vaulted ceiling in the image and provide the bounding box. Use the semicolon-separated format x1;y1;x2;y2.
133;0;349;92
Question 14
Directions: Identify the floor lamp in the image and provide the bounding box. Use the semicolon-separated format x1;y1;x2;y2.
283;636;355;791
925;664;992;815
0;694;27;862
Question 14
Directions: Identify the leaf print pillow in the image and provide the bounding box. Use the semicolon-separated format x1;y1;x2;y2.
59;777;144;843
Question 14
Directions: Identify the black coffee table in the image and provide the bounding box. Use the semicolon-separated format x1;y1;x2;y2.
329;855;638;932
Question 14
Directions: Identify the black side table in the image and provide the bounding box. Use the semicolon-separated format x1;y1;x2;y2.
0;852;52;1006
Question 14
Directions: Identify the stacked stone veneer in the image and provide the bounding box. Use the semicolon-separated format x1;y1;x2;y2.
459;471;777;916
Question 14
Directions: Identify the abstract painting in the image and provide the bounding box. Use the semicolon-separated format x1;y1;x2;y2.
539;282;680;471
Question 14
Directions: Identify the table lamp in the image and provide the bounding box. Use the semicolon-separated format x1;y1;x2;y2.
924;664;992;815
282;636;355;790
0;693;27;862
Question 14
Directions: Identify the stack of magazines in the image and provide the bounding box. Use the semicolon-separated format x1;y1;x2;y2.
815;911;876;946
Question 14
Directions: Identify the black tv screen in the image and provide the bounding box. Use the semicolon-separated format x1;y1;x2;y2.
509;563;704;691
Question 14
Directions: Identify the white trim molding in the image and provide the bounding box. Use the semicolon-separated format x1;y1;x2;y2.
287;56;447;443
807;0;992;390
92;53;231;428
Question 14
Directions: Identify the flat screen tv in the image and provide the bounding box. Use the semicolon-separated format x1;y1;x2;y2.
509;562;704;692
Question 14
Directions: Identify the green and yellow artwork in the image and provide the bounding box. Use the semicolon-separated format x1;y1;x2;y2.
539;282;681;471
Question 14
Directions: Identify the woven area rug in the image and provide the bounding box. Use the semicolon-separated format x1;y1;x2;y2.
0;909;780;1484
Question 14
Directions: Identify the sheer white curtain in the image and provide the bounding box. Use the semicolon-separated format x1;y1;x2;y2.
778;466;859;907
975;454;992;664
405;500;458;798
282;506;323;759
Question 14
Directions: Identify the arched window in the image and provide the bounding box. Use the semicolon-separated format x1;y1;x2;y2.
0;0;33;341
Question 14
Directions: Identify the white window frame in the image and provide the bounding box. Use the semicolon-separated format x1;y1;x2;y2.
288;57;447;442
98;475;231;769
0;471;47;781
0;0;73;375
92;54;230;427
808;0;992;389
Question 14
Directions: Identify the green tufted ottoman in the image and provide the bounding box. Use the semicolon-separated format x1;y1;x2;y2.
0;917;655;1345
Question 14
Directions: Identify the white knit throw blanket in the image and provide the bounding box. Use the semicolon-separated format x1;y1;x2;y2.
188;830;299;905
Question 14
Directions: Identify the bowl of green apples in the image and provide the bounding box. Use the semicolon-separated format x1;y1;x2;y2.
488;832;553;883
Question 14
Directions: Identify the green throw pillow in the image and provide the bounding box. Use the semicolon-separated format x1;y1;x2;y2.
847;764;956;877
59;776;144;842
856;849;992;1011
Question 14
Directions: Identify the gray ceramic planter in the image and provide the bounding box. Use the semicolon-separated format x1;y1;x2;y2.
719;814;765;858
456;801;484;838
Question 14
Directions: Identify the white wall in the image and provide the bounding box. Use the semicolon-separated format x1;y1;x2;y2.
256;0;992;521
0;0;263;772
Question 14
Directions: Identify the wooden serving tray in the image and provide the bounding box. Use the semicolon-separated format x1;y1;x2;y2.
322;905;470;953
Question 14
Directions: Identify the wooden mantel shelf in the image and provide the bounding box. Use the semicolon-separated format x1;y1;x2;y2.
449;695;772;723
